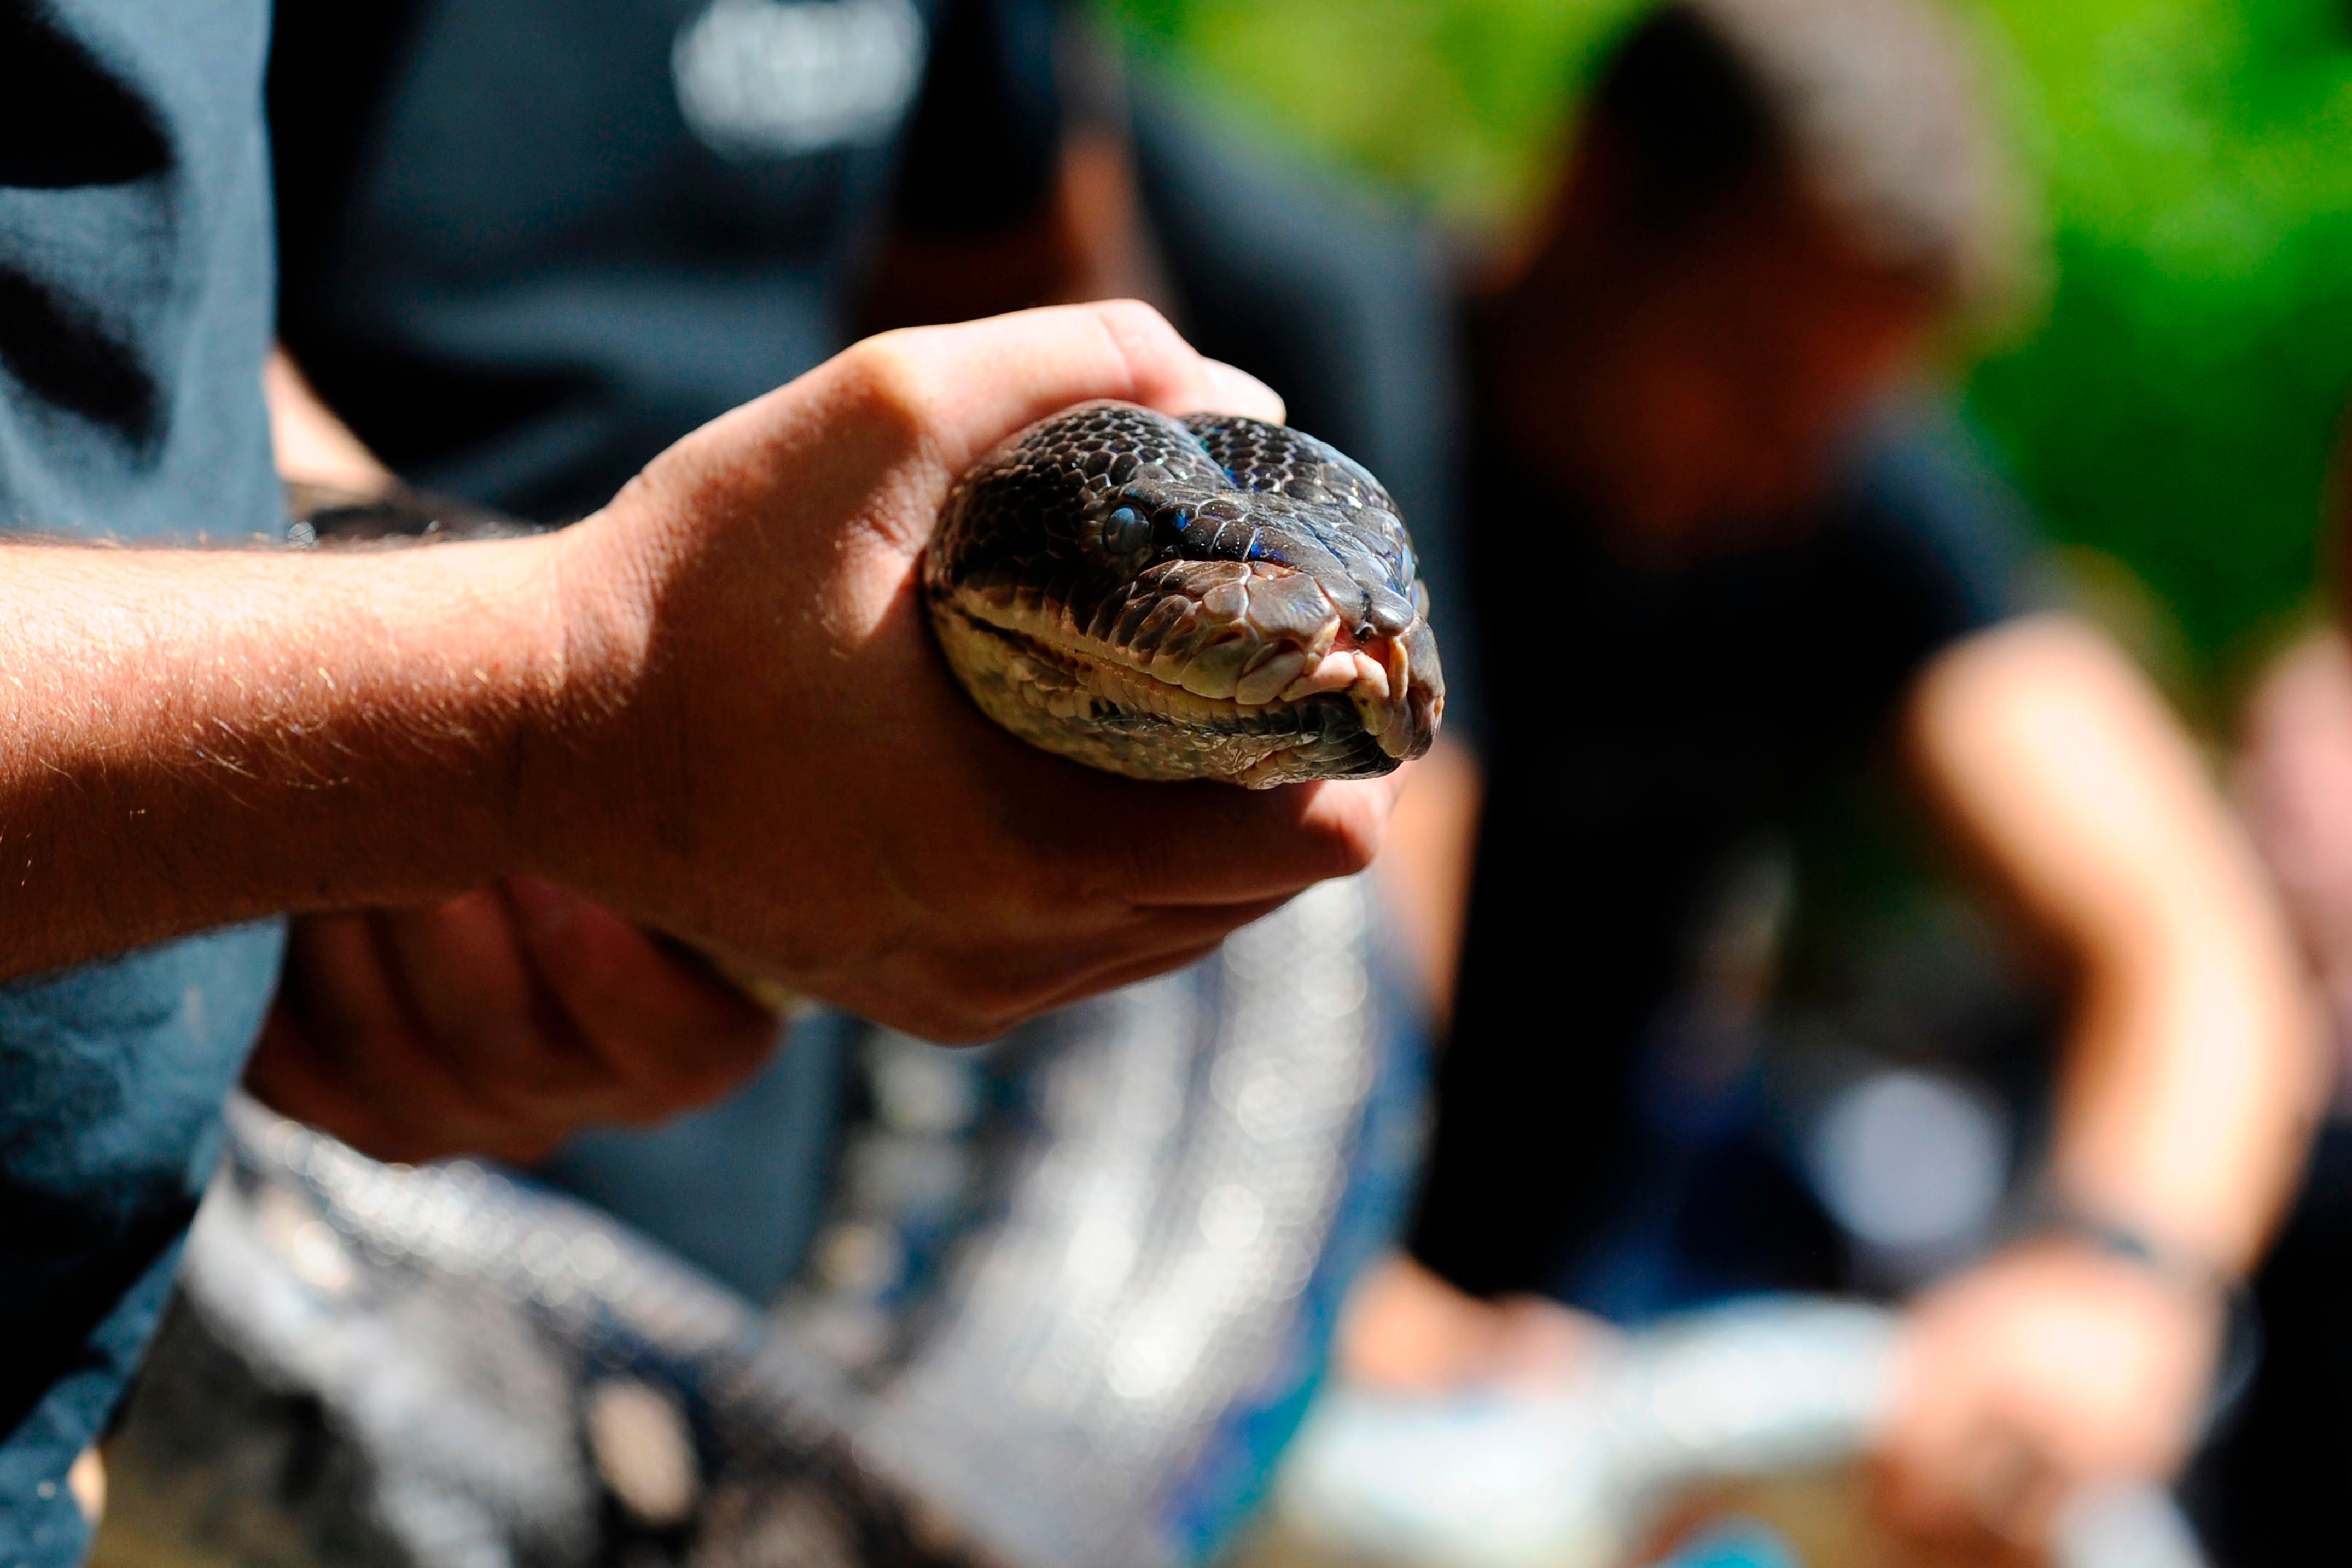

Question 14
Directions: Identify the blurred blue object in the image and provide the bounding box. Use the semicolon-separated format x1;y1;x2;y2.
1651;1522;1801;1568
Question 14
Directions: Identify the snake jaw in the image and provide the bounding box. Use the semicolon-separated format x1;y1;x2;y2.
932;570;1435;785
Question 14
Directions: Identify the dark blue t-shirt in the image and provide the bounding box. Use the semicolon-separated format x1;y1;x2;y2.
0;2;285;1561
1410;398;2037;1302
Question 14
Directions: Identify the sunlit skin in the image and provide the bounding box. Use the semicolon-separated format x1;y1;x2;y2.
1359;129;2324;1561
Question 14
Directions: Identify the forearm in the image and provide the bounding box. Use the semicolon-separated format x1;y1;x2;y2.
1910;616;2327;1275
0;533;584;976
2048;876;2321;1275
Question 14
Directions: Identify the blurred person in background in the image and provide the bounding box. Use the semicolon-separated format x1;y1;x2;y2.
1352;0;2325;1558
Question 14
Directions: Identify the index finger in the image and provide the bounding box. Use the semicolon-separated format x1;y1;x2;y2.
850;300;1286;480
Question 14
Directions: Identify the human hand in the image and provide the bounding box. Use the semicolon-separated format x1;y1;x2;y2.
267;348;395;494
1870;1238;2221;1560
244;878;779;1165
1337;1253;1616;1396
528;301;1401;1040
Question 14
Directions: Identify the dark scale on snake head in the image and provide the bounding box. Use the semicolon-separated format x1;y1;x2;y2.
925;400;1445;787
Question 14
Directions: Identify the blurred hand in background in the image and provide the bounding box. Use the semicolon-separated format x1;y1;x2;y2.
1874;1238;2220;1558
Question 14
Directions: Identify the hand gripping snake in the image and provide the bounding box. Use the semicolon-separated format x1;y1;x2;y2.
925;403;1445;787
294;401;1443;789
286;401;1442;1021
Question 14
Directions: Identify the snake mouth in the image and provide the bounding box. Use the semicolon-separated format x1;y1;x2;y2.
932;565;1435;786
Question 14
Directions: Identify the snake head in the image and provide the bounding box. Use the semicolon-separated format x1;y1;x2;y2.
926;401;1446;787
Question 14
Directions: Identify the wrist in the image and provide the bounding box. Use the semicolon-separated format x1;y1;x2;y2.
2003;1194;2236;1297
506;509;663;894
285;534;584;899
285;479;640;894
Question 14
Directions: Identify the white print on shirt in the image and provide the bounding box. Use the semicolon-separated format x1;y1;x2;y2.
673;0;927;160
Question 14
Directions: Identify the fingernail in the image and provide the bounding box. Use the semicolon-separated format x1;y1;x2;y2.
503;875;578;940
1203;359;1286;424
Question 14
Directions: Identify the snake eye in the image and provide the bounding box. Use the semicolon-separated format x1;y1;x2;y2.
1102;505;1148;555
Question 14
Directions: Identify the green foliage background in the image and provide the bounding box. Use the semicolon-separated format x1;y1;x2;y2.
1101;0;2352;692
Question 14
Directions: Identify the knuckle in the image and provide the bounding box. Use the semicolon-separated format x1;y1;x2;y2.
1091;297;1178;350
835;334;935;436
1055;809;1196;908
1088;300;1188;395
472;1065;578;1124
1058;849;1142;912
892;999;992;1046
1324;813;1383;877
925;1016;1005;1048
492;1127;567;1165
944;989;1024;1042
1311;786;1387;877
606;1094;677;1129
643;1077;721;1120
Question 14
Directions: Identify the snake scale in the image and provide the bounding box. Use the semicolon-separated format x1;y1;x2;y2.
925;403;1445;787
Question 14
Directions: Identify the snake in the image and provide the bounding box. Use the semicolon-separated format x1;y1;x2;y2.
924;402;1445;788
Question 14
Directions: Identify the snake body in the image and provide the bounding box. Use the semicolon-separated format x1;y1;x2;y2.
925;403;1444;787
